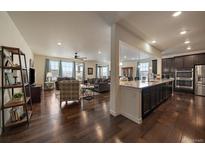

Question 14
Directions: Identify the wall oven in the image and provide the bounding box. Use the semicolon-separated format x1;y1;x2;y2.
175;69;193;90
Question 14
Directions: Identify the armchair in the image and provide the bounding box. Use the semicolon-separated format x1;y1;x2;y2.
58;80;80;107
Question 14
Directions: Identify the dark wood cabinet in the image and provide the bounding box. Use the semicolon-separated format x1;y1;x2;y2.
162;58;175;78
164;53;205;72
142;88;151;115
26;85;42;103
162;59;167;73
142;81;173;118
196;53;205;65
183;55;194;68
162;53;205;93
174;57;184;70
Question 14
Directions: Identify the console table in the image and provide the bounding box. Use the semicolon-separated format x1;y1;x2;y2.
27;84;42;103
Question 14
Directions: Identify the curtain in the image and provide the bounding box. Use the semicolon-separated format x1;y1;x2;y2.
96;64;98;78
73;61;76;79
44;59;50;82
83;62;85;81
59;60;62;77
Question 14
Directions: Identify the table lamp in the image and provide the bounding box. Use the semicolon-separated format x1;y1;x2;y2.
46;72;53;82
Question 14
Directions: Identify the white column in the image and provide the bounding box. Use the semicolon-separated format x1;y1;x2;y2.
110;24;120;116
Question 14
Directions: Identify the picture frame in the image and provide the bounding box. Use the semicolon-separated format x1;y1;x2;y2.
88;68;93;75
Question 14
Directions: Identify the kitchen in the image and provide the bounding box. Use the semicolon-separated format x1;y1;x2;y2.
162;53;205;96
118;43;205;124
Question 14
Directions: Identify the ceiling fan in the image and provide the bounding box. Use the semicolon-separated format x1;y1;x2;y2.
74;52;87;60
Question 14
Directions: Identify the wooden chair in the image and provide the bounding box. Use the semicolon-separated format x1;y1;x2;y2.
58;80;80;107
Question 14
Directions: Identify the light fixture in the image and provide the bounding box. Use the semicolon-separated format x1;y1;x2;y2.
46;72;53;82
152;40;156;44
57;42;62;46
124;56;127;59
184;40;190;44
180;30;187;35
98;51;102;54
120;62;123;66
172;11;182;17
187;46;191;50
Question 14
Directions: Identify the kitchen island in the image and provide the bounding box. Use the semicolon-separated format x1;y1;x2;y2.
119;79;174;124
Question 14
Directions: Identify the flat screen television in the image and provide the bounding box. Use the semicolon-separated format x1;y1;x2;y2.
29;68;35;85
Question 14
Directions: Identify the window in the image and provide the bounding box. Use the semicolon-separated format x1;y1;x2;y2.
75;63;84;81
49;60;59;81
61;61;73;77
139;62;149;81
97;65;109;78
102;66;108;77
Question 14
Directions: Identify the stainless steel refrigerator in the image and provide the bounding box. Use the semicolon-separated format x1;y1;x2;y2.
195;65;205;96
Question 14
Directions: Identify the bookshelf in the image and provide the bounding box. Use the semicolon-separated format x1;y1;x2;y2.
0;46;33;132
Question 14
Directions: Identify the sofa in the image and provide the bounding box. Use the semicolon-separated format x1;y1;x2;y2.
85;78;110;93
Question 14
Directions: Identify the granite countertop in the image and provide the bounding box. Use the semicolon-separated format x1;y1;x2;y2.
120;79;174;89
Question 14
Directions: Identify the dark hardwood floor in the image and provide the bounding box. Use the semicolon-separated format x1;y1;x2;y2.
0;90;205;143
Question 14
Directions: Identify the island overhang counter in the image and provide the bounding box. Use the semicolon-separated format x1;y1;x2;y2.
119;79;174;124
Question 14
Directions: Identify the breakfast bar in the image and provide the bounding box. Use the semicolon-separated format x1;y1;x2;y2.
119;79;174;124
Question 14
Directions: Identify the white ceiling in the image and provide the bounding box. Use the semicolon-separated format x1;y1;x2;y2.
8;12;111;61
8;11;205;61
116;11;205;55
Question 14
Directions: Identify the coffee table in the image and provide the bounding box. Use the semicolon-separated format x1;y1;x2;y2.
80;84;95;100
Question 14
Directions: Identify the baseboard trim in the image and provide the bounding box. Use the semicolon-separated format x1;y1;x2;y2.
121;112;142;124
110;110;119;116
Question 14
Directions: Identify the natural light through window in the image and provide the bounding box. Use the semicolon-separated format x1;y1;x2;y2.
50;60;59;81
62;61;73;77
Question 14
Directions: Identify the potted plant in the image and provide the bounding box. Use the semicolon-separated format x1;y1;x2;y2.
13;92;23;102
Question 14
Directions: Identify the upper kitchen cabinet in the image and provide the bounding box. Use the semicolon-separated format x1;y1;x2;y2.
162;58;175;78
162;59;167;73
174;57;184;70
162;58;174;73
196;53;205;65
183;55;194;68
162;53;205;74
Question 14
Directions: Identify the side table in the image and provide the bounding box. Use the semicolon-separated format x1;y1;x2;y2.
44;82;55;91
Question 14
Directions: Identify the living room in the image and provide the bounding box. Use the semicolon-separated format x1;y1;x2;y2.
0;6;205;150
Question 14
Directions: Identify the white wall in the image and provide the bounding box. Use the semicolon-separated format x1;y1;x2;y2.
0;12;33;134
34;54;81;85
34;54;109;84
110;24;162;116
84;60;97;79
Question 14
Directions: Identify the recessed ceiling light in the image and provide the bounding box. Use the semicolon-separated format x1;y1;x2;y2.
120;62;123;66
187;46;191;50
124;56;127;59
172;11;182;17
184;40;190;44
57;42;62;46
98;51;102;54
180;30;187;35
152;40;156;44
